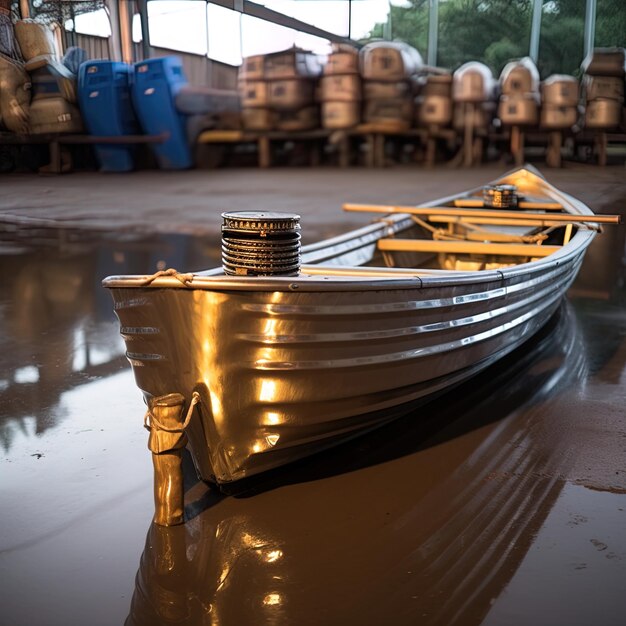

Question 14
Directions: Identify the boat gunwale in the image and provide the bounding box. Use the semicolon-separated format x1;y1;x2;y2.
102;165;597;293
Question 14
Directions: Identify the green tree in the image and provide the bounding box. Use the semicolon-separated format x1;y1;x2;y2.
364;0;625;78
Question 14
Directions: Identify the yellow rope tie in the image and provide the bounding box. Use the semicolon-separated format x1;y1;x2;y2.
144;391;201;433
138;268;195;286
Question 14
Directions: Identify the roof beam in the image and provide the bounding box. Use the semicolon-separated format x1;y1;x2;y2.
208;0;361;48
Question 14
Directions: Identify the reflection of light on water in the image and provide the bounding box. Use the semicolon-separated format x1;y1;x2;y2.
14;366;39;384
263;593;282;606
216;566;230;591
265;550;283;563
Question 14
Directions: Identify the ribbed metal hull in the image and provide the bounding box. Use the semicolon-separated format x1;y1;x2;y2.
105;166;596;483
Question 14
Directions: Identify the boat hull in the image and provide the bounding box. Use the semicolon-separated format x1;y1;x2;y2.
110;247;585;483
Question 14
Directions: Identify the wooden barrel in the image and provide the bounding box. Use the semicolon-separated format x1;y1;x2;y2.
322;101;360;129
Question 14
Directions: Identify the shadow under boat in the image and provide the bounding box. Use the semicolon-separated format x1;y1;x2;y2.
126;301;588;626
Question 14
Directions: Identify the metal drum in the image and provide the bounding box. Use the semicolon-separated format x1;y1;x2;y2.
221;211;301;276
483;184;518;208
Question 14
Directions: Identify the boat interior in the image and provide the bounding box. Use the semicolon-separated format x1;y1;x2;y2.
353;194;583;273
297;172;619;278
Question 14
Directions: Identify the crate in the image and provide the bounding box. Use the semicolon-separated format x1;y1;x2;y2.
268;79;315;111
583;75;624;102
363;98;413;128
363;80;413;100
242;107;275;131
500;57;540;95
239;80;270;108
416;95;453;126
322;101;360;129
498;94;539;126
239;55;266;81
275;105;319;131
421;74;453;98
585;98;622;128
540;104;578;129
265;48;322;80
453;62;496;102
320;74;361;102
360;42;422;82
324;46;359;75
581;48;626;77
541;75;580;107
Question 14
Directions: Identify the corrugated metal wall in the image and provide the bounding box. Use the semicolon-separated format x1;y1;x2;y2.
73;33;238;89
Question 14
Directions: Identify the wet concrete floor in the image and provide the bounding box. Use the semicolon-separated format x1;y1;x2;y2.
1;167;626;626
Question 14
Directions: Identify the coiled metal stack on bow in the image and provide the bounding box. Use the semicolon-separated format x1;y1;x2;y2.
483;184;518;208
221;211;301;276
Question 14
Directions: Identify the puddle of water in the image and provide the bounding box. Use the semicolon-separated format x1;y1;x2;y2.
0;223;624;626
482;484;626;626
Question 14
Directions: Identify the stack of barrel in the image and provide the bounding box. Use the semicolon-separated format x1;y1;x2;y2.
452;62;497;131
359;41;422;131
452;62;497;166
0;11;29;134
238;48;322;131
540;74;579;130
497;57;540;127
266;48;322;131
581;47;625;130
415;73;453;128
16;19;83;134
238;54;274;131
319;44;361;129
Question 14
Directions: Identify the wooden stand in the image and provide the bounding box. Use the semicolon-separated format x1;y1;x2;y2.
197;128;330;168
545;131;563;168
0;131;168;174
450;103;487;168
594;131;608;167
509;126;525;166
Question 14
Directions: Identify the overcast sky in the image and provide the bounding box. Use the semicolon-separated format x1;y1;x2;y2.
72;0;393;65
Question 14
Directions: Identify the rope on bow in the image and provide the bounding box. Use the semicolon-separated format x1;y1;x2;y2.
144;391;201;433
138;268;195;287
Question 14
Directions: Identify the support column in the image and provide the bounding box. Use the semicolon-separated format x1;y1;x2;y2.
119;0;135;64
427;0;438;67
584;0;597;59
107;0;123;61
136;0;151;61
18;0;30;18
529;0;542;63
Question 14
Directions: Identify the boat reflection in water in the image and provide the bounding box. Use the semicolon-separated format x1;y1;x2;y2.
127;302;588;626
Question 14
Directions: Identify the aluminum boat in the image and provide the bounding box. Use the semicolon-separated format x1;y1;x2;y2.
103;165;616;484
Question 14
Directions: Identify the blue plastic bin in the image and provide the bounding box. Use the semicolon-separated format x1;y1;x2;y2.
131;56;192;170
78;61;139;172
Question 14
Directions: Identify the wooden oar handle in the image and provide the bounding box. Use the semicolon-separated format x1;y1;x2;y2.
342;203;622;225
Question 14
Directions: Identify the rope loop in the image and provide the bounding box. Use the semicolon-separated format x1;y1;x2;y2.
144;391;201;433
138;268;195;287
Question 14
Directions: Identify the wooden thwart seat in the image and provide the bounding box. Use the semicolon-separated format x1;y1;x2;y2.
377;238;561;257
